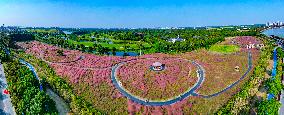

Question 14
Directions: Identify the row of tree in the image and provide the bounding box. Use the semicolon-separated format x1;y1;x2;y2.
0;33;11;62
37;37;118;55
258;47;284;114
4;59;57;114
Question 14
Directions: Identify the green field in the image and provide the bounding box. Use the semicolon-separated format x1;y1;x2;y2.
27;29;58;33
67;39;151;51
209;45;240;54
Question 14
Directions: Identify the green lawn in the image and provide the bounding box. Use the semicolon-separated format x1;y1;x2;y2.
67;39;151;51
27;29;58;33
209;45;240;54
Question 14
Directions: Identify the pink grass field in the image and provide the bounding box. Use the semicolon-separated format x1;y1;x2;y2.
17;36;262;114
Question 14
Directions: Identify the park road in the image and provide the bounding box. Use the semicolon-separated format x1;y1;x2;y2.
0;64;15;115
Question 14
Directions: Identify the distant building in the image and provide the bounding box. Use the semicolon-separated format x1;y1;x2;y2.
0;24;4;31
168;35;185;43
246;43;265;49
247;43;255;49
256;44;265;49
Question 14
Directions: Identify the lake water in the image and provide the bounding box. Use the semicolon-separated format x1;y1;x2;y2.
63;31;72;35
262;27;284;38
91;51;139;56
108;52;139;56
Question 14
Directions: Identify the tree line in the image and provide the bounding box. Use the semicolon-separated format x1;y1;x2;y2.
34;28;259;55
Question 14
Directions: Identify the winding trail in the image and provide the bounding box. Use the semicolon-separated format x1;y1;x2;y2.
272;46;284;114
53;56;85;64
111;59;205;106
39;54;112;70
111;51;253;106
192;51;253;98
27;48;254;106
271;47;281;78
19;59;70;115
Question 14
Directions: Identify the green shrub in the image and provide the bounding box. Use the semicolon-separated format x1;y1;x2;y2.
4;60;58;114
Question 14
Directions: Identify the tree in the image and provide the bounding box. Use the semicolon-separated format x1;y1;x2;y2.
57;50;64;56
4;60;58;114
0;33;11;62
257;99;281;115
112;47;117;56
96;44;104;55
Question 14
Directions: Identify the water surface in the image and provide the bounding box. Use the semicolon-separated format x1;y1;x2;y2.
263;27;284;38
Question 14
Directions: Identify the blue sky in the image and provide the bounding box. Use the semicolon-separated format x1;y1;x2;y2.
0;0;283;28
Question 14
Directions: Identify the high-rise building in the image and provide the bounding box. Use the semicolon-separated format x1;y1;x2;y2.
266;22;270;26
0;24;4;31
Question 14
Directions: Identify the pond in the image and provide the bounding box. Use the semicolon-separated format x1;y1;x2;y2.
91;51;139;56
108;52;139;56
63;31;72;35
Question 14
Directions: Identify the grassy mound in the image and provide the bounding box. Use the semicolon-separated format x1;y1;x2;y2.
209;45;240;54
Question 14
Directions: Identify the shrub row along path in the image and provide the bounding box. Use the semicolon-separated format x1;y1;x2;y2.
274;46;284;115
192;51;253;98
19;59;70;115
0;64;16;115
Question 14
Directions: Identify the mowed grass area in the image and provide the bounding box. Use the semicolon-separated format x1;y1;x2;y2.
67;39;151;50
27;29;58;33
209;45;240;54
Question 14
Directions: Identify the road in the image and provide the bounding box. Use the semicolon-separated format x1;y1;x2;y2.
0;64;16;115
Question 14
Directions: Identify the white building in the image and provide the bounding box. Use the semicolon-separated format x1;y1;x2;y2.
168;35;185;43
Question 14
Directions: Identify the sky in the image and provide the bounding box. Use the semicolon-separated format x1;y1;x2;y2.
0;0;283;28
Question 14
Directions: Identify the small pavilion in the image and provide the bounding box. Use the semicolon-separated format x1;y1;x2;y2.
152;62;164;71
235;66;240;72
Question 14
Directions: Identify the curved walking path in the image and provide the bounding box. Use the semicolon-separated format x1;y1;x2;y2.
192;51;253;98
111;58;205;106
19;59;41;81
272;46;284;114
272;46;281;78
39;53;113;70
53;56;85;64
19;59;70;114
111;51;254;106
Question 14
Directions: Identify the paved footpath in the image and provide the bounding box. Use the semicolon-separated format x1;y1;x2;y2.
0;64;16;115
46;88;70;115
280;90;284;115
20;59;70;115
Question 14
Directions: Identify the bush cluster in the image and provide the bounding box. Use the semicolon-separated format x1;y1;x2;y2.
4;60;58;114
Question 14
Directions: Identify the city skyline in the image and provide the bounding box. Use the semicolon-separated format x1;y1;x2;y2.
0;0;284;28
